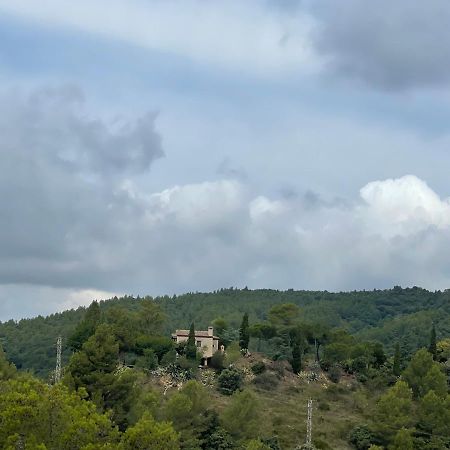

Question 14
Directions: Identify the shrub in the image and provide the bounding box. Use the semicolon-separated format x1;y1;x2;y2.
328;364;342;383
217;367;243;395
210;351;225;372
251;361;266;375
348;425;376;450
253;372;279;391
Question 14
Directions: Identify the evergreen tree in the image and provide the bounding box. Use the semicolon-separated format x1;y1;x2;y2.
186;323;197;360
393;342;401;377
389;428;414;450
428;324;437;361
68;301;101;351
291;342;302;374
239;313;250;350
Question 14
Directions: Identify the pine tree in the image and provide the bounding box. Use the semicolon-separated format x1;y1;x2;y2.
393;342;401;376
239;313;250;351
186;323;197;360
428;324;437;361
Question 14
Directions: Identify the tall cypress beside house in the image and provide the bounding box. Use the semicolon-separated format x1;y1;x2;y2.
239;313;250;350
186;323;197;360
428;324;437;361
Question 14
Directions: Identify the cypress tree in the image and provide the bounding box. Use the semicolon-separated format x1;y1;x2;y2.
393;342;401;376
186;323;197;360
239;313;250;350
291;342;302;374
428;324;437;361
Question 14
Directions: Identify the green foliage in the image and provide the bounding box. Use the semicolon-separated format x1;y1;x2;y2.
121;413;180;450
328;364;342;383
402;348;445;398
239;313;250;350
217;367;243;395
428;324;437;361
375;381;413;438
349;425;376;450
291;342;302;374
68;301;101;351
245;439;271;450
0;344;16;381
268;303;300;327
221;390;260;440
393;342;401;377
0;377;119;449
210;350;226;371
417;390;450;436
64;324;136;429
388;428;414;450
186;323;197;360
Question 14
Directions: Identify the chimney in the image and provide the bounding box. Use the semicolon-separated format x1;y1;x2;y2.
208;326;213;336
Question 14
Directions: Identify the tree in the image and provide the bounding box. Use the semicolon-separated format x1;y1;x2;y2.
268;304;300;327
0;344;16;381
349;425;375;450
186;323;197;360
402;348;446;398
139;299;166;336
428;324;437;361
393;342;401;377
402;348;434;397
64;324;136;429
388;428;414;450
245;440;271;450
291;342;302;374
418;390;450;436
121;413;180;450
0;378;119;449
222;390;260;440
164;381;208;448
218;367;243;395
375;381;413;438
239;313;250;351
68;301;101;351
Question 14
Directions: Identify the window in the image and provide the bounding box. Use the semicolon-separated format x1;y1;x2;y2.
196;340;202;347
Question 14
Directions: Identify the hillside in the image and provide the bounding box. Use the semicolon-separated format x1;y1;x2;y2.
1;286;449;378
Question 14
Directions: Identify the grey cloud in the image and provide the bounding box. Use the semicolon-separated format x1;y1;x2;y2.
307;0;450;89
0;86;163;292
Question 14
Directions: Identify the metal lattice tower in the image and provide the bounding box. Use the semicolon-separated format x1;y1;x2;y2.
55;336;62;383
306;398;313;448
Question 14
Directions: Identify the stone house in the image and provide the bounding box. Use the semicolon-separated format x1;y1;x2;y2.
172;326;221;365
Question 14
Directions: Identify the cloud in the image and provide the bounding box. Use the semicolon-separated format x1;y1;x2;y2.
0;0;318;77
3;86;450;320
307;0;450;89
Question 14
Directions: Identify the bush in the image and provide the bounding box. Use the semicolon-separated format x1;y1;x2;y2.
251;361;266;375
210;351;226;371
348;425;375;450
217;367;243;395
135;349;158;370
253;372;279;391
328;364;342;383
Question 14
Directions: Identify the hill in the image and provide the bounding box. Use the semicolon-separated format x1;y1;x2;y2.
1;286;449;378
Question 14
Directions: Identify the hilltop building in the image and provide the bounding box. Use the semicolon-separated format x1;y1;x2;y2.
172;326;221;365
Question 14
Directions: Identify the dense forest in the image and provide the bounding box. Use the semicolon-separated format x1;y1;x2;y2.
1;287;449;377
0;287;449;449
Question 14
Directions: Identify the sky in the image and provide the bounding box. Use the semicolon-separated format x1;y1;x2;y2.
2;0;450;320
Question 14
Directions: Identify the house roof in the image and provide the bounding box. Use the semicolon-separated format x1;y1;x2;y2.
172;329;219;340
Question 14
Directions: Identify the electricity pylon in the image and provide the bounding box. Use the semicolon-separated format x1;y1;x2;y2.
55;336;62;383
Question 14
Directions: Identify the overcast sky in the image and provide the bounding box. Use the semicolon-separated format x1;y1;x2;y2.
2;0;450;320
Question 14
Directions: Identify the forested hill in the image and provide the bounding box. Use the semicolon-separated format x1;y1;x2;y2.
1;286;450;378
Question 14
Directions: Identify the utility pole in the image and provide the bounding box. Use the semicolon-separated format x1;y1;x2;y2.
55;336;62;384
306;398;313;449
